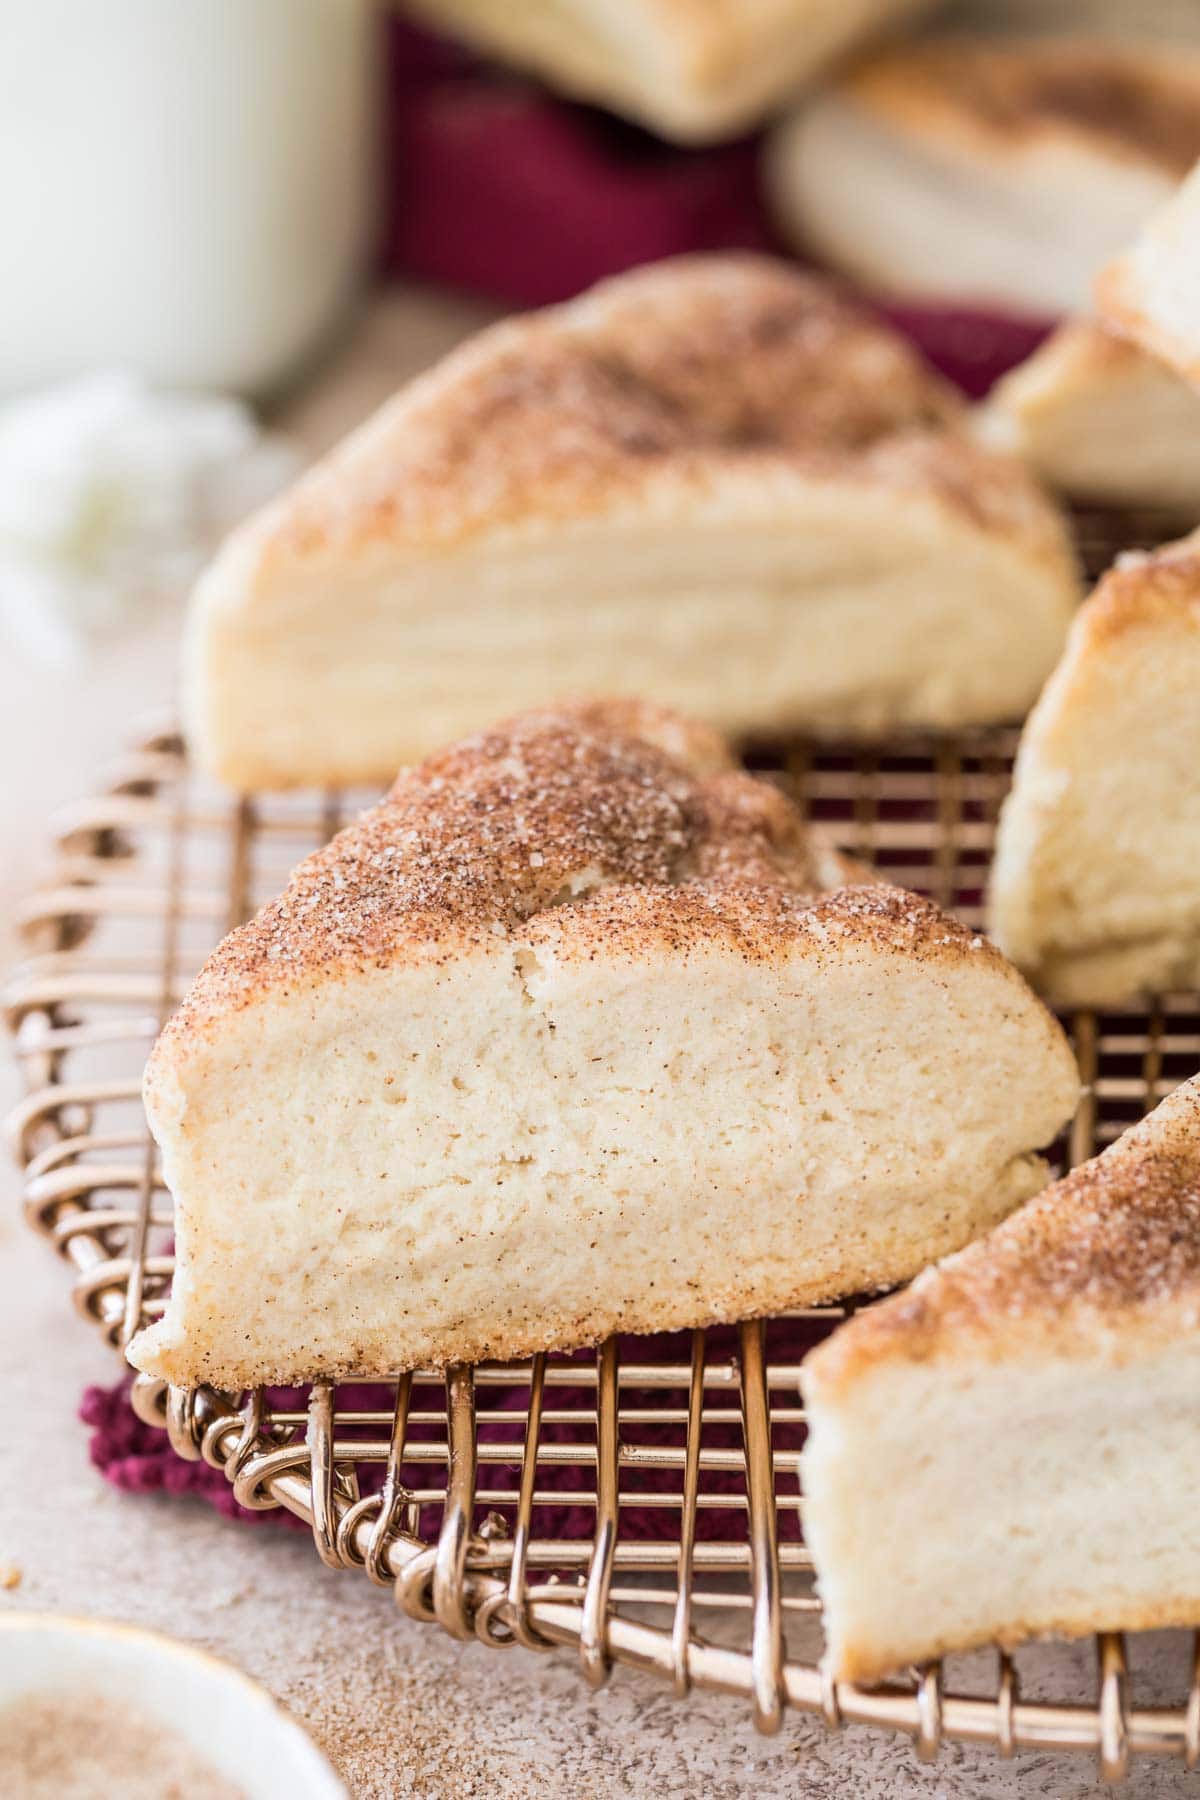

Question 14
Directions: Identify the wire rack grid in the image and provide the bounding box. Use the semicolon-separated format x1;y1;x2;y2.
6;516;1200;1784
7;718;1200;1783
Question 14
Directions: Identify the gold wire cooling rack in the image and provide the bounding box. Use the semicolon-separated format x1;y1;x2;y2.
6;514;1200;1785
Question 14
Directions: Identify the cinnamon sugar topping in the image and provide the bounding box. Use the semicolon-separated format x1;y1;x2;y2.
262;256;1067;568
155;701;1007;1054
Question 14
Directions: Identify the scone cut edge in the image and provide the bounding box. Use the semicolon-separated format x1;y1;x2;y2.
130;700;1078;1388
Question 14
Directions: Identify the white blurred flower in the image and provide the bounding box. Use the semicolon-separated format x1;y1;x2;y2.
0;370;299;662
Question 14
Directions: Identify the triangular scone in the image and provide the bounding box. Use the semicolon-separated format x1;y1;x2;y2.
767;37;1200;315
803;1077;1200;1684
128;701;1078;1389
186;256;1080;790
991;530;1200;1005
1099;157;1200;385
400;0;935;143
980;319;1200;513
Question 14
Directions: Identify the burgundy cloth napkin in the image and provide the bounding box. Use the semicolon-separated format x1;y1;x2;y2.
380;18;1053;394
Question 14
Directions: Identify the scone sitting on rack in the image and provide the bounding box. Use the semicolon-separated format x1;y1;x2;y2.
802;1075;1200;1684
128;700;1078;1389
185;255;1079;791
978;319;1200;514
990;528;1200;1006
1099;155;1200;385
399;0;936;143
766;37;1200;316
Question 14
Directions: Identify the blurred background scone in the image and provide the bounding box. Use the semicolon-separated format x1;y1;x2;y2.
131;701;1078;1388
399;0;938;143
1099;155;1200;386
979;320;1200;513
766;35;1200;316
990;528;1200;1006
802;1077;1200;1683
9;0;1200;1790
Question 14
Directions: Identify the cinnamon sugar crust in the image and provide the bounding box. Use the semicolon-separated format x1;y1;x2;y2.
845;37;1200;176
150;700;1022;1062
1083;529;1200;644
241;256;1067;574
814;1079;1200;1389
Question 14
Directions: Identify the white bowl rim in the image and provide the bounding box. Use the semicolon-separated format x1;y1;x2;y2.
0;1609;347;1798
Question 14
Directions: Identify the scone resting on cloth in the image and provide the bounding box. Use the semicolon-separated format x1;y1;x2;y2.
128;701;1078;1388
802;1076;1200;1684
400;0;936;144
767;36;1200;316
1099;155;1200;386
991;529;1200;1006
185;255;1080;790
979;318;1200;514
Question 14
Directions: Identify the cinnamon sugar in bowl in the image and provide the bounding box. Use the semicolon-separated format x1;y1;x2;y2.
0;1614;346;1799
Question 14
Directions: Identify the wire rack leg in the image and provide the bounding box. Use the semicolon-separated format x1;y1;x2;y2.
739;1320;785;1734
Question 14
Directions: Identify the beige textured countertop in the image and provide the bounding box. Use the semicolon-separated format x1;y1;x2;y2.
1;286;1197;1800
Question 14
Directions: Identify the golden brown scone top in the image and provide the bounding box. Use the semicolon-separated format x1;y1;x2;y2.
1082;529;1200;645
151;701;1024;1060
237;255;1068;574
812;1079;1200;1391
994;531;1200;757
1012;317;1169;387
842;37;1200;176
